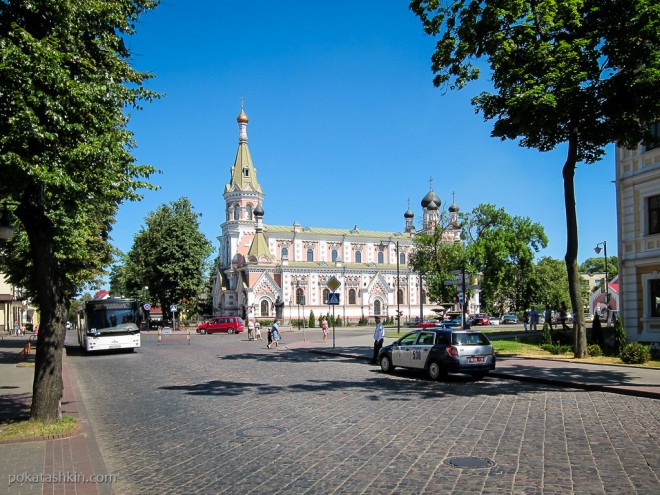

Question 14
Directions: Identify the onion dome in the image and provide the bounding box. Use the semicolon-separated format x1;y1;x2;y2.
404;207;414;219
421;187;441;209
449;202;459;213
237;108;249;123
427;199;439;211
254;203;264;217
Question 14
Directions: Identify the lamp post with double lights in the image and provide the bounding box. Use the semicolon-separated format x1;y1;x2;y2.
380;239;401;334
594;241;610;313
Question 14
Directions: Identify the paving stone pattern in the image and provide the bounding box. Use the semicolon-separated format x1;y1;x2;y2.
67;333;660;495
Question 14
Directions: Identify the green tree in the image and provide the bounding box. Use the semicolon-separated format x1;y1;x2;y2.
121;198;213;321
462;204;547;314
410;0;660;357
0;0;159;421
531;257;570;311
580;256;619;280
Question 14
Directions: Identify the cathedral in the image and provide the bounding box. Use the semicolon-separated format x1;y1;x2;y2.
211;106;468;325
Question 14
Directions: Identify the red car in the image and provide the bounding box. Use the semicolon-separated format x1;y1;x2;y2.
472;313;490;326
196;316;244;334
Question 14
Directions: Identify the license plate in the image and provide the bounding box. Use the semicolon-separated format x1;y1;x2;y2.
468;356;485;363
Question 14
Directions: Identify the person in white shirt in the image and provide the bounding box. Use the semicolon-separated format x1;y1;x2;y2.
372;316;385;364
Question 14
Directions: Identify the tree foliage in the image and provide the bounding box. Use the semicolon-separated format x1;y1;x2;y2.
462;204;547;313
580;256;619;280
116;198;213;321
0;0;160;420
410;0;660;357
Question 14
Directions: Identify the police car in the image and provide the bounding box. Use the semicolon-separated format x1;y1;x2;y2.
378;329;496;380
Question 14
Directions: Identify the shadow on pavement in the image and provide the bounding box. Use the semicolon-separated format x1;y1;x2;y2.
0;392;31;424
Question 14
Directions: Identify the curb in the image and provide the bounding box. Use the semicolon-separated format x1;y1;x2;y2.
0;421;83;445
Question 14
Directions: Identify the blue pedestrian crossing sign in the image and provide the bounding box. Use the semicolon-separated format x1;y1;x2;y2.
328;293;340;305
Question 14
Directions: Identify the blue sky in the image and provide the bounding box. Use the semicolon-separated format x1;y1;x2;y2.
115;0;617;266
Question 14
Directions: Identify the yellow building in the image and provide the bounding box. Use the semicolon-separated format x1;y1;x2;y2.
616;122;660;348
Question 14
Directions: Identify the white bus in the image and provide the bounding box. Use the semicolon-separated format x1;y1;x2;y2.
77;298;142;352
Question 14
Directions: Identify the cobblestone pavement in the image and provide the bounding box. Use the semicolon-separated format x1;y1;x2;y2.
65;331;660;495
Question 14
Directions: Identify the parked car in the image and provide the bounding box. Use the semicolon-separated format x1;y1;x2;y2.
196;316;245;334
489;317;500;325
472;313;490;326
445;316;463;327
501;314;519;324
378;329;496;380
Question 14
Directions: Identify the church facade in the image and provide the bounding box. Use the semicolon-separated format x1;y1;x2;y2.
211;107;474;325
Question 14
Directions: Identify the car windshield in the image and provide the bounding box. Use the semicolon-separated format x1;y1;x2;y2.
452;332;490;345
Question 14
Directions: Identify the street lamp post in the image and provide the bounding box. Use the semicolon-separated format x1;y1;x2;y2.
594;241;609;313
380;239;401;334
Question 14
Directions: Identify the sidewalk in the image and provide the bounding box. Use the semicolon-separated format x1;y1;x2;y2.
286;329;660;400
0;334;113;495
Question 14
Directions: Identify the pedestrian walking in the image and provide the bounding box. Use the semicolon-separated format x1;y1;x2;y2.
371;316;384;364
247;318;255;340
13;322;20;336
320;316;328;342
545;304;554;331
268;318;281;349
523;310;529;332
255;321;262;340
530;307;538;332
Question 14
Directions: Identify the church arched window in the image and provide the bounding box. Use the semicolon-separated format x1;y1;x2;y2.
260;300;269;316
233;204;240;220
331;249;338;262
246;204;253;220
355;251;362;263
281;247;288;259
400;252;406;265
349;289;356;305
374;300;381;316
307;248;314;262
378;252;384;264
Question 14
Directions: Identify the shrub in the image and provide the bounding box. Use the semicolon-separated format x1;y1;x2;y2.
587;344;603;357
613;319;628;356
308;311;316;328
542;323;552;345
334;315;342;326
540;344;573;355
358;316;368;326
620;343;651;364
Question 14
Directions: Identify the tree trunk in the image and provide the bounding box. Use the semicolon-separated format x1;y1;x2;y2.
562;130;587;358
17;188;69;422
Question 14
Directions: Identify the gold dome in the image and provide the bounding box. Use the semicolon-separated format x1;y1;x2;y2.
237;108;249;124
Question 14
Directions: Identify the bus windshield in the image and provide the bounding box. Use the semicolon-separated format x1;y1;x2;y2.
86;303;139;334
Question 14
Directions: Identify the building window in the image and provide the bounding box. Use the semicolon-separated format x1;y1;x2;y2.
355;251;362;263
378;252;384;264
374;300;381;316
331;249;338;262
349;289;356;305
260;300;269;316
233;204;240;221
651;280;660;317
644;122;660;151
323;289;329;304
296;288;305;305
307;249;314;262
246;204;253;220
649;195;660;235
281;247;288;259
400;252;406;265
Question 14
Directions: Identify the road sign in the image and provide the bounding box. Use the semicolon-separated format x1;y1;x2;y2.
327;276;341;292
466;284;480;290
328;293;340;305
443;280;460;285
170;305;177;313
143;303;151;311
